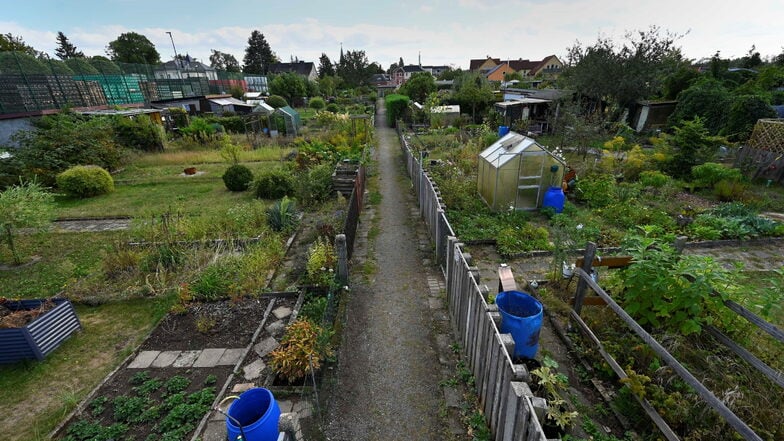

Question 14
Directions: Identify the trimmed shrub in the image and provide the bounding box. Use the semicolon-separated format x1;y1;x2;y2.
691;162;743;188
309;97;326;110
385;94;410;126
254;168;294;199
203;115;245;133
222;164;254;192
56;165;114;198
265;95;288;108
639;170;670;188
325;103;339;113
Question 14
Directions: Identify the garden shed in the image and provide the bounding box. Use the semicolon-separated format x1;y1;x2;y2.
478;131;565;211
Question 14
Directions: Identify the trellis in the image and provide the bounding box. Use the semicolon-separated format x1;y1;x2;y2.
737;119;784;183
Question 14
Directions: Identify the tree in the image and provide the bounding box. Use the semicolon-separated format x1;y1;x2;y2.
665;117;726;178
669;78;732;134
336;49;371;87
209;50;240;72
453;73;495;123
739;45;762;69
722;95;776;141
106;32;160;64
270;73;307;105
0;181;55;264
318;53;334;78
243;30;276;74
399;72;436;103
563;27;685;118
662;65;700;99
55;31;83;60
0;33;37;56
318;75;341;97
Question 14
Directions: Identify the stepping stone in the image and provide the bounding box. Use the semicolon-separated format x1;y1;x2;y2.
173;350;201;368
194;348;226;368
217;348;245;366
266;320;286;337
231;383;255;393
128;351;159;369
254;337;279;358
428;298;444;310
201;420;227;441
433;310;448;322
151;351;181;368
243;359;266;380
272;306;292;320
435;334;451;352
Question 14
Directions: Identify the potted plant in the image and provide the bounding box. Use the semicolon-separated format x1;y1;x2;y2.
0;298;81;364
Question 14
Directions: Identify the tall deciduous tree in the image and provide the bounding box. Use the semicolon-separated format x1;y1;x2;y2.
243;30;277;74
269;73;307;105
453;72;494;123
106;32;160;64
55;31;84;60
209;50;240;72
563;27;685;118
336;49;372;87
318;53;334;78
399;72;436;103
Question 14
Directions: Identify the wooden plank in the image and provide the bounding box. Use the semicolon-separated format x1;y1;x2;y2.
568;296;607;306
705;325;784;388
570;310;680;441
575;255;633;268
723;299;784;344
573;242;597;314
498;265;518;293
574;267;764;441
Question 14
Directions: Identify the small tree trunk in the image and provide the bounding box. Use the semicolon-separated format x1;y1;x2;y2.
3;224;20;265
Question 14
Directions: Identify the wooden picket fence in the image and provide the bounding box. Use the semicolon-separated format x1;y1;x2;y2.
398;125;551;441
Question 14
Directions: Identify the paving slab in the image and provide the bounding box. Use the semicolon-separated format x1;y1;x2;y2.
428;297;444;310
202;420;225;441
151;351;181;368
194;348;227;368
278;399;294;413
243;359;266;380
231;383;255;393
272;306;292;320
266;320;286;337
254;337;279;358
443;386;461;408
217;348;245;366
128;351;160;369
173;350;201;368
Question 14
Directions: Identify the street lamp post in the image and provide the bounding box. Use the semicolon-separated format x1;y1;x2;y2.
166;31;180;68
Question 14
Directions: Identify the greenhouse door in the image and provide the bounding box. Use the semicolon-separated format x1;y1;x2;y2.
515;151;547;210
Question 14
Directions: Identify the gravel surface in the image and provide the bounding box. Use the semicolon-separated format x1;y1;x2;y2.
324;102;444;440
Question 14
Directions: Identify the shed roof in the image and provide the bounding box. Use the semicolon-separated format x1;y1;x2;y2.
495;98;550;108
431;105;460;114
209;97;253;107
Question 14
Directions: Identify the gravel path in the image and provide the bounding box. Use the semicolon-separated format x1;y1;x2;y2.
324;103;444;440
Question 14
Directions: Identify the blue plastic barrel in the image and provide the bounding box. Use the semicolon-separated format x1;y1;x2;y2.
498;125;510;137
542;186;566;213
226;388;281;441
495;291;543;359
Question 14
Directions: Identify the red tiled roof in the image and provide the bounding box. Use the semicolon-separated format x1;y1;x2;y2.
469;57;500;71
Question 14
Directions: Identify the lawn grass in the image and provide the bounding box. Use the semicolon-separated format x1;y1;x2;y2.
0;231;123;298
128;145;295;167
0;296;173;441
55;161;278;218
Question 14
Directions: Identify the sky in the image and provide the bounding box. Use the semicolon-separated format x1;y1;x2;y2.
3;0;783;69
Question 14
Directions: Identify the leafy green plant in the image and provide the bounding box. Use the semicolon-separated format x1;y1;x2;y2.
254;168;294;199
531;356;579;431
133;377;163;397
190;260;234;301
267;196;298;232
112;395;150;424
63;419;129;441
295;163;335;207
300;296;328;323
180;117;217;143
305;237;337;287
270;319;334;382
713;179;747;201
691;162;743;188
89;396;109;416
639;170;670;188
309;96;326;110
620;235;734;334
222;164;254;192
112;114;164;152
575;173;616;208
56;165;114;198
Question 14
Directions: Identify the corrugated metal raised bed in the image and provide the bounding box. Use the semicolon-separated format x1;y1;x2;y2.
0;298;81;364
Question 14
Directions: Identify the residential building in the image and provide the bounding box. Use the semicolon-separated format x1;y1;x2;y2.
391;65;426;86
470;55;563;78
421;65;451;77
268;61;318;81
485;61;515;82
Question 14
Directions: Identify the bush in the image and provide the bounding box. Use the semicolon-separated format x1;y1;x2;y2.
309;97;326;110
254;168;294;199
305;237;336;287
222;164;254;192
203;115;245;133
56;165;114;198
385;94;410;126
575;173;616;208
325;103;339;113
267;196;298;232
191;260;235;301
295;163;334;207
691;162;743;188
639;170;670;188
168;107;189;128
714;179;747;201
180;117;217;143
265;95;288;108
270;320;333;383
112;116;164;152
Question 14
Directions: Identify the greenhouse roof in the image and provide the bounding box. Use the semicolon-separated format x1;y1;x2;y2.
479;131;564;168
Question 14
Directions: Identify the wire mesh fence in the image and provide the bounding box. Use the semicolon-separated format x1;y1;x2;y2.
0;51;268;116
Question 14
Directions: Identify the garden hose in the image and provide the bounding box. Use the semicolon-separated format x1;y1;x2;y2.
215;395;247;441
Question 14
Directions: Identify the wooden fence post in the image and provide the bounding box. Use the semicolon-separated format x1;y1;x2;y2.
336;234;348;285
573;242;597;315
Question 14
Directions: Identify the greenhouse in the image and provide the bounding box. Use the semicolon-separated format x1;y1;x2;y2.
478;131;565;211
